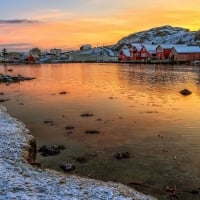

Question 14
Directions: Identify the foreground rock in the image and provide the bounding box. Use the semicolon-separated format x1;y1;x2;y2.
60;163;76;172
85;130;100;134
0;74;35;84
38;144;65;156
114;152;131;160
0;105;156;200
180;89;192;96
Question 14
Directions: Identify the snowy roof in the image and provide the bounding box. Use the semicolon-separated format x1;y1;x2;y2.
121;49;130;57
130;43;143;51
173;46;200;53
142;44;157;53
158;44;187;49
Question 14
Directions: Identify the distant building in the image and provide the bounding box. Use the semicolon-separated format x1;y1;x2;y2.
8;52;22;61
169;46;200;62
27;55;35;63
80;44;92;50
50;48;62;55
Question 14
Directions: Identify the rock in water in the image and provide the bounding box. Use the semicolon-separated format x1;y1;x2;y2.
59;91;68;95
65;126;75;130
80;113;94;117
180;89;192;96
60;163;76;172
38;144;65;156
85;130;100;134
114;152;130;160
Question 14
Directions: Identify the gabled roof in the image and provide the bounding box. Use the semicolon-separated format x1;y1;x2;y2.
130;43;143;51
157;44;186;49
173;46;200;53
121;49;130;57
142;44;157;54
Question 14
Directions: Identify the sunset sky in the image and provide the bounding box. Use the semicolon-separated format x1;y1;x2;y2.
0;0;199;51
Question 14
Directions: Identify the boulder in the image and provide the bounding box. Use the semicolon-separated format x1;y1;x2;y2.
114;152;130;160
38;144;65;156
180;89;192;96
85;130;100;134
60;163;76;172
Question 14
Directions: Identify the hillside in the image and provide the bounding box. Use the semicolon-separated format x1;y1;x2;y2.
113;25;200;50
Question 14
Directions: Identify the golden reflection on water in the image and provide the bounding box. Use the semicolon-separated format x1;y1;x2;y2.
1;63;200;199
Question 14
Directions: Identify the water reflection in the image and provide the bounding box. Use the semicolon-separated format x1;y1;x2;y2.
0;63;200;199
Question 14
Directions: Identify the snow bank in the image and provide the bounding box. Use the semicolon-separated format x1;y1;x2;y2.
0;105;156;200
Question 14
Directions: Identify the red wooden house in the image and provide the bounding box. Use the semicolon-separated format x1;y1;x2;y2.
129;43;143;60
27;55;35;63
140;45;157;60
118;49;131;61
156;45;186;60
119;44;157;61
169;46;200;62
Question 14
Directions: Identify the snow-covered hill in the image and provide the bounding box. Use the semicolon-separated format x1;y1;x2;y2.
113;25;200;50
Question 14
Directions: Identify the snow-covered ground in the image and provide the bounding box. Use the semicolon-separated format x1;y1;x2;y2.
114;25;199;50
0;105;156;200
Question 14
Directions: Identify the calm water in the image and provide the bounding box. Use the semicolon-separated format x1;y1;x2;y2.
1;63;200;199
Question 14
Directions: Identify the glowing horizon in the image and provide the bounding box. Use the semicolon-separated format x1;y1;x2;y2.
0;0;199;51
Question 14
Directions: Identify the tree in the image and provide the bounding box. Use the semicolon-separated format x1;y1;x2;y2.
29;48;41;57
2;48;7;58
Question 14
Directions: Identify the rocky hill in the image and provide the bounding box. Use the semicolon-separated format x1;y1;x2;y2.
113;25;200;50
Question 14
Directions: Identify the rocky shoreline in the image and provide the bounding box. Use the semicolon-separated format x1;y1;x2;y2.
0;105;156;200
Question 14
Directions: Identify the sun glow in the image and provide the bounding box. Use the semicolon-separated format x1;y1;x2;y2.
0;0;199;50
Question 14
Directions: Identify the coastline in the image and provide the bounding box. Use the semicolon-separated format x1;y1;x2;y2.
0;105;156;200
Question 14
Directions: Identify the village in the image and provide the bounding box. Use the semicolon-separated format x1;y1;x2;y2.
0;43;200;65
0;45;117;64
119;43;200;64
